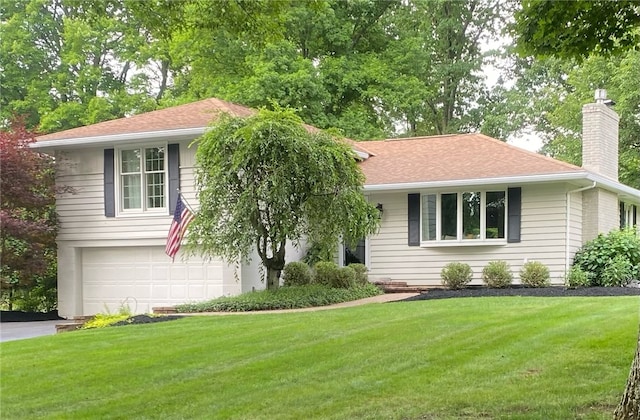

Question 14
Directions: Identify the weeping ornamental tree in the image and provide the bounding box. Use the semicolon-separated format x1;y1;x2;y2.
187;108;380;289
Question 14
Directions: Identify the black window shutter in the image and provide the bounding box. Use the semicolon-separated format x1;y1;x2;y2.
620;202;626;228
507;187;521;243
408;193;420;246
633;205;637;227
104;149;115;217
168;144;180;215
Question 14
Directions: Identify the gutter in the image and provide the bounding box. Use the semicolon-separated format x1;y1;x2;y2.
363;172;591;192
30;127;208;150
565;182;597;276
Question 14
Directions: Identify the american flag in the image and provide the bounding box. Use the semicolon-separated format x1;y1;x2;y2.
165;195;195;260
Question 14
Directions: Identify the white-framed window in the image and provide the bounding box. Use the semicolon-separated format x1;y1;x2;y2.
117;145;167;213
620;202;637;229
421;190;506;243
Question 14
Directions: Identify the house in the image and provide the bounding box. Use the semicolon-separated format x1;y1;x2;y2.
33;93;640;318
352;91;640;287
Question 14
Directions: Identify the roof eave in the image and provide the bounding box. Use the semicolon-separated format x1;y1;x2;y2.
31;127;208;150
363;171;640;202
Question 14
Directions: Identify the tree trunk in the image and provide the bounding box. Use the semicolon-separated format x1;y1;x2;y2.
615;326;640;419
266;266;280;290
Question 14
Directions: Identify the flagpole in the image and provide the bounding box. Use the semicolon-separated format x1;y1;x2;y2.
176;188;196;214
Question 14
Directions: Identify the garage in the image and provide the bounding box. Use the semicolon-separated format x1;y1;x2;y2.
81;246;235;315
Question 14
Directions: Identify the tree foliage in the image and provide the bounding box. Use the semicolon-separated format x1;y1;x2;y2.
0;119;58;310
490;50;640;189
186;108;380;289
514;0;640;59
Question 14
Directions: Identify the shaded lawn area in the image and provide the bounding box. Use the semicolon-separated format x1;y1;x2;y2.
1;296;639;419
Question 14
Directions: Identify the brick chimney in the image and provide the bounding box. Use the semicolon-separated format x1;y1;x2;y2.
582;89;619;181
581;89;620;242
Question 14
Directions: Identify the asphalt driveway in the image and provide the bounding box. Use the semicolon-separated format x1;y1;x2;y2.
0;321;59;343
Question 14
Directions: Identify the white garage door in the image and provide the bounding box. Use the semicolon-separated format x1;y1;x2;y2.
82;247;230;315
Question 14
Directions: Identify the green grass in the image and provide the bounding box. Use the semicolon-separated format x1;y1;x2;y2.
1;297;638;419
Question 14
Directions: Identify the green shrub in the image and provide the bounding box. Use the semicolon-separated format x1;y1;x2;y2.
519;261;550;287
333;266;357;289
175;284;383;312
348;263;368;285
302;242;334;266
565;266;591;288
313;261;339;287
440;262;473;289
482;260;513;288
573;228;640;286
601;255;637;287
282;261;313;287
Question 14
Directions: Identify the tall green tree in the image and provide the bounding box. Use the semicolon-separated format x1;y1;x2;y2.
0;0;158;131
187;108;380;289
379;0;506;136
514;0;640;59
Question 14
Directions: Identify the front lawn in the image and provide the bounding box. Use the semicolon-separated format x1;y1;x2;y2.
1;296;638;419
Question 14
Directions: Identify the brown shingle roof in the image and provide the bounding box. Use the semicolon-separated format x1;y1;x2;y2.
356;133;584;185
36;98;256;141
35;97;374;156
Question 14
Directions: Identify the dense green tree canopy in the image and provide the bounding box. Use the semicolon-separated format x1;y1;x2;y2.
1;0;508;140
514;0;640;59
187;108;380;289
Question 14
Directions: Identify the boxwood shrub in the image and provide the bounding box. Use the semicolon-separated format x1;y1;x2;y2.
349;263;369;285
313;261;339;287
519;261;550;287
440;262;473;289
565;266;591;288
482;260;513;288
282;261;313;287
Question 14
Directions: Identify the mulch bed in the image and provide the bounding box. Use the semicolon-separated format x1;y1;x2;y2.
399;286;640;302
111;314;184;327
1;310;63;322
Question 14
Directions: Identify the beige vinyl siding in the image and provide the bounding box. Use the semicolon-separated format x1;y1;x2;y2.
55;142;198;241
367;184;578;286
568;191;583;266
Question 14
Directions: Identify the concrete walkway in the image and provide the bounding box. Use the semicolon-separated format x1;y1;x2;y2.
178;292;419;316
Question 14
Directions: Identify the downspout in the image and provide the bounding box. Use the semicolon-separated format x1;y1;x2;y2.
565;182;597;275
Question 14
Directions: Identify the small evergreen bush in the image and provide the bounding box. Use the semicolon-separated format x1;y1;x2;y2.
313;261;340;287
333;266;357;289
565;266;591;288
520;261;550;287
482;260;513;288
282;261;313;287
602;255;637;287
440;262;473;289
573;228;640;286
349;263;368;285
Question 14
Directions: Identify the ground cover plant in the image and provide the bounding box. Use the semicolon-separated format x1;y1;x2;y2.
175;283;382;312
2;296;639;419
